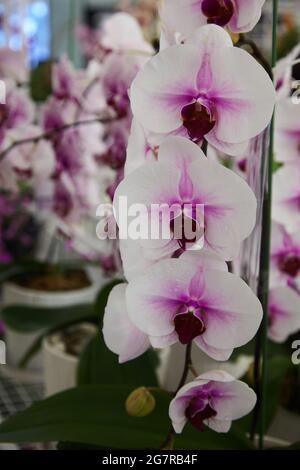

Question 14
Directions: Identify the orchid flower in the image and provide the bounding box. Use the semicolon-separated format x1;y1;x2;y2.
268;287;300;343
103;283;150;363
114;136;257;263
126;253;262;360
169;370;257;433
271;222;300;289
274;43;300;101
101;12;154;57
52;55;81;101
273;163;300;231
160;0;266;41
102;52;140;117
130;24;275;156
0;84;34;144
0;48;29;84
275;99;300;163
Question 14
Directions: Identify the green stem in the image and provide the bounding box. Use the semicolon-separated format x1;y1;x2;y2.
253;0;279;451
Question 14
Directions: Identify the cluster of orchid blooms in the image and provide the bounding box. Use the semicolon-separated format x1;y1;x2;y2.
0;0;299;439
103;0;300;437
0;12;152;271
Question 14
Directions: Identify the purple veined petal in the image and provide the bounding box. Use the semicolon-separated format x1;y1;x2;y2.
275;100;300;164
268;287;300;343
113;160;181;220
209;46;275;143
103;284;150;363
149;331;178;349
273;163;300;231
158;135;206;169
119;238;156;282
209;380;257;420
194;335;234;360
126;258;194;337
125;119;161;177
205;417;232;433
206;129;249;157
160;0;206;38
204;213;241;261
229;0;265;33
187;157;257;259
186;23;233;50
199;270;263;349
180;249;228;272
130;44;201;133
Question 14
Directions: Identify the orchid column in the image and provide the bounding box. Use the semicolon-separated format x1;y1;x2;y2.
103;0;276;445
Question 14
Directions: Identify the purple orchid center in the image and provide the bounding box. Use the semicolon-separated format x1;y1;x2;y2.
170;212;201;251
174;309;206;344
278;254;300;278
181;101;216;141
201;0;235;27
185;400;217;431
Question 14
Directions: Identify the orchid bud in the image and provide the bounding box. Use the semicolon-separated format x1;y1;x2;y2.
125;387;156;417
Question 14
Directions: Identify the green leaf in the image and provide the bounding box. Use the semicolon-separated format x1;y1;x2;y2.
0;304;96;334
0;385;252;450
0;279;122;334
77;335;158;387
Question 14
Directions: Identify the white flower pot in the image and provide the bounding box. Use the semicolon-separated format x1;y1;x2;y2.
2;270;100;371
43;323;97;397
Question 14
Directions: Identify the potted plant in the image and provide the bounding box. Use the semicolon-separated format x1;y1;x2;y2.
0;2;299;453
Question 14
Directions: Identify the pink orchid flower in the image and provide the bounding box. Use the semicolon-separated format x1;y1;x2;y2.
0;48;29;84
52;55;81;101
268;287;300;343
126;253;262;360
273;163;300;231
103;283;150;363
275;99;300;163
0;85;34;144
160;0;265;39
130;24;275;156
271;222;300;289
274;43;300;101
114;136;257;262
101;13;154;56
169;370;257;433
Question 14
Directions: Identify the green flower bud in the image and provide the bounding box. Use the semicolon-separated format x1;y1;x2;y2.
125;387;156;417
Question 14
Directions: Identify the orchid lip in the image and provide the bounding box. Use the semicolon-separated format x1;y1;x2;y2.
174;310;206;344
185;402;217;432
201;0;235;27
181;101;216;141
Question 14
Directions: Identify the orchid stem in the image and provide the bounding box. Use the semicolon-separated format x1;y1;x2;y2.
0;114;118;163
251;0;279;450
161;343;193;450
